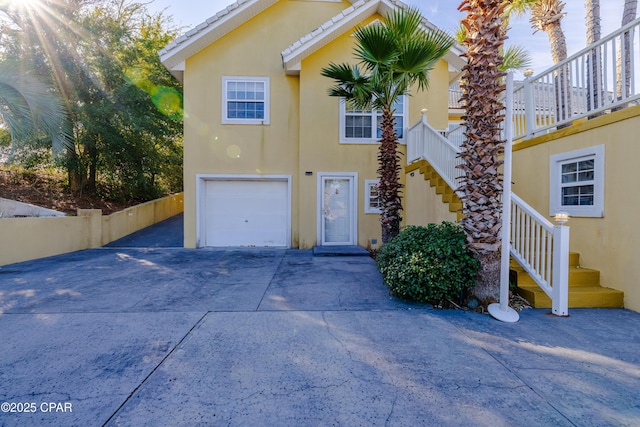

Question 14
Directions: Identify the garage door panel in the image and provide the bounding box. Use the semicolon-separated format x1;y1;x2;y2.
202;179;288;247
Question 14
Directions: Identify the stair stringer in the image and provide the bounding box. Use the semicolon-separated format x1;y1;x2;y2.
405;160;464;222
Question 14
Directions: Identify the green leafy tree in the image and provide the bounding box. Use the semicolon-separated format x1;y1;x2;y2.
321;7;453;243
0;0;183;200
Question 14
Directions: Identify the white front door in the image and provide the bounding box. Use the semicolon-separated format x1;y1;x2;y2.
319;173;357;245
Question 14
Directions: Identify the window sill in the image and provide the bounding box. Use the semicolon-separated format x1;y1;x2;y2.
339;139;406;145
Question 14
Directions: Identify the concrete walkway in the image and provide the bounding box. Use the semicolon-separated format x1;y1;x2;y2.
0;246;639;426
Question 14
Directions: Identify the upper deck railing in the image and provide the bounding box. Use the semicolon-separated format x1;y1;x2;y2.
514;16;640;139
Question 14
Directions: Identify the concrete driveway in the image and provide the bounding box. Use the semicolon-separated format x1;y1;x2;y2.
1;245;639;426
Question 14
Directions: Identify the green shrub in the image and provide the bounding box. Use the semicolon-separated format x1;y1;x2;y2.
376;223;479;304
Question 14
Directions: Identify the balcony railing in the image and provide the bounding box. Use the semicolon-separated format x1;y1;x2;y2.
514;16;640;139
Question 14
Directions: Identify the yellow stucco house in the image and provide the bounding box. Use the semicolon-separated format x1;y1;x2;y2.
160;0;464;250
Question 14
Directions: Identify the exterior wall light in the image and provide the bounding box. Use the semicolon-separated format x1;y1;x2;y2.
554;211;570;225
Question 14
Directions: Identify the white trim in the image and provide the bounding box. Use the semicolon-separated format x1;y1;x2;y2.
317;172;358;245
196;174;291;247
222;76;270;125
280;0;466;76
550;145;605;218
338;96;408;144
364;179;382;214
161;0;465;81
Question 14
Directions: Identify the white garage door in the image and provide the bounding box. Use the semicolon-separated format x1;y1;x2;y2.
203;179;289;247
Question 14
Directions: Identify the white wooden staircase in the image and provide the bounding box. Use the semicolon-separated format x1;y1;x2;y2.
406;113;624;311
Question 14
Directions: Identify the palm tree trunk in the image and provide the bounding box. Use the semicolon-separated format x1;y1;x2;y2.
530;0;571;125
378;107;402;243
617;0;637;104
546;21;571;123
458;0;507;301
585;0;603;115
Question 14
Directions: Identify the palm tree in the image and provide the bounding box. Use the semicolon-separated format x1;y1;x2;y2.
617;0;637;102
455;25;532;72
526;0;569;65
321;7;453;243
585;0;602;113
508;0;570;123
585;0;601;44
0;61;71;156
528;0;571;121
457;0;507;301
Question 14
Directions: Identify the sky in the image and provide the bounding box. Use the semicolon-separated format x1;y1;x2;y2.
149;0;624;78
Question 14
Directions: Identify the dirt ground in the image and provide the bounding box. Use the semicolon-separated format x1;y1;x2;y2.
0;168;135;215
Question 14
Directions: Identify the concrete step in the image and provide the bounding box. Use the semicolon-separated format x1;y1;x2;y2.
513;265;600;287
513;251;624;309
517;284;624;308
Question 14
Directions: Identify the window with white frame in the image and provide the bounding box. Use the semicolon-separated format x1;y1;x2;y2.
365;179;382;214
340;96;407;144
550;145;604;218
222;76;270;124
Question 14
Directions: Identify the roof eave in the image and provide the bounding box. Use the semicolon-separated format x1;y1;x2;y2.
159;0;278;73
281;0;466;77
282;1;384;74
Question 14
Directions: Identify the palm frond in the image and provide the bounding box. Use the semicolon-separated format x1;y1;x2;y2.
455;24;467;45
320;62;373;108
353;23;398;75
0;61;73;153
504;0;538;17
385;6;423;41
500;44;532;71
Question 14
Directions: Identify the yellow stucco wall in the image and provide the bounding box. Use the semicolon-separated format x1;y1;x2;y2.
292;13;449;249
101;193;184;244
404;168;458;227
182;0;349;248
182;1;452;249
512;105;640;312
0;193;184;266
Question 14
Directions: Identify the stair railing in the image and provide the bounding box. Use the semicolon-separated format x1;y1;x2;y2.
407;105;569;316
510;194;569;316
406;111;464;193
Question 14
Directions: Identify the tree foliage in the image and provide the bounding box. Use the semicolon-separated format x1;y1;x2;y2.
376;223;479;304
0;0;183;201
